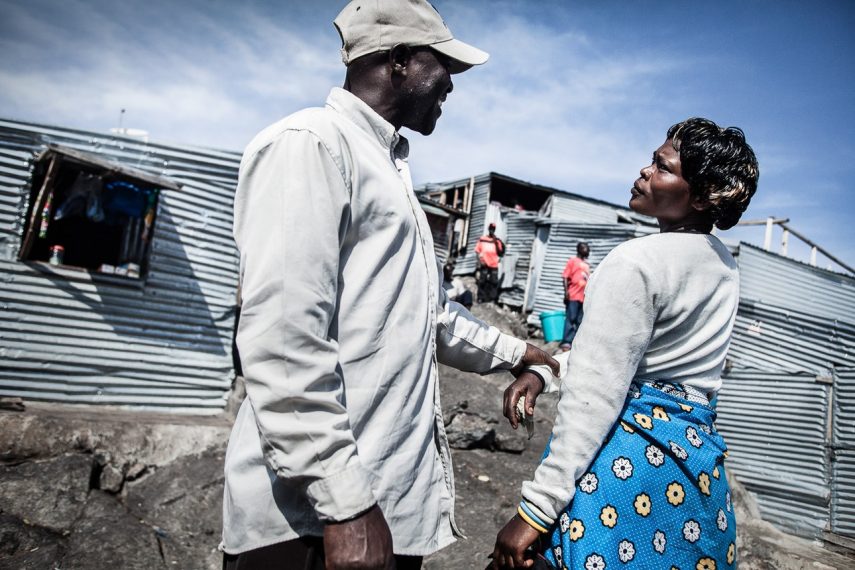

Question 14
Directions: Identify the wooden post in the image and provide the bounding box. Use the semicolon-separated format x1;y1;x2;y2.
810;246;818;267
19;154;60;261
780;229;789;256
458;177;475;255
763;217;774;251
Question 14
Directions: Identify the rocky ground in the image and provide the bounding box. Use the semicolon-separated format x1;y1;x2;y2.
1;302;853;569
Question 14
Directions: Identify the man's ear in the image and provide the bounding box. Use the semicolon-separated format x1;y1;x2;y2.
389;44;411;76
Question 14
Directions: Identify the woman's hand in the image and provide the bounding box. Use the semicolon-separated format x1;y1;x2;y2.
489;514;542;569
503;372;544;429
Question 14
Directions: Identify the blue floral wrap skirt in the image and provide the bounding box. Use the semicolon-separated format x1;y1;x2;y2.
540;382;737;570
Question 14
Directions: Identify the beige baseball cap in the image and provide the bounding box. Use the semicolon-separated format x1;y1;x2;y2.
334;0;489;74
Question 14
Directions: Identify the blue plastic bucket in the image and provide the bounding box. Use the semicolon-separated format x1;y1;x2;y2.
540;310;566;343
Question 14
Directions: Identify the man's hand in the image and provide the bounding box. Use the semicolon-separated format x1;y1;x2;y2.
324;505;395;570
489;514;541;569
510;343;559;378
503;372;543;430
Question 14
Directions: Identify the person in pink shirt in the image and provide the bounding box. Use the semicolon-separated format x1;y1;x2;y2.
560;242;590;349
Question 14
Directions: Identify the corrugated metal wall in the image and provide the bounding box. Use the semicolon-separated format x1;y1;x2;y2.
714;244;855;539
527;222;653;326
832;449;855;537
738;243;855;321
0;119;241;413
716;369;832;537
498;210;538;308
550;193;622;224
423;210;451;265
728;301;855;375
832;368;855;536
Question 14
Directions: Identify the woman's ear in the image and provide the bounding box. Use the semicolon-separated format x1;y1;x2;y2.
691;193;711;212
389;44;411;76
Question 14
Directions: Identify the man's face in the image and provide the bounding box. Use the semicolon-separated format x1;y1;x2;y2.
398;48;454;135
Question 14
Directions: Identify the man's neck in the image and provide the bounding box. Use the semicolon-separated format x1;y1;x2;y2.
345;84;402;131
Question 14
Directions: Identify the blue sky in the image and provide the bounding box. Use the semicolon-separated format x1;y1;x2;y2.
2;0;853;270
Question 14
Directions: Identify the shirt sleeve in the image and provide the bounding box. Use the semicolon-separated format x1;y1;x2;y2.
435;265;526;373
562;259;573;279
520;249;658;527
233;128;376;523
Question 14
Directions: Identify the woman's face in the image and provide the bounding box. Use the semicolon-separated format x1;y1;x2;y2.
630;139;698;228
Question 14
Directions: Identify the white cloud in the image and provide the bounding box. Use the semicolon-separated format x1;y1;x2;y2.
1;0;852;267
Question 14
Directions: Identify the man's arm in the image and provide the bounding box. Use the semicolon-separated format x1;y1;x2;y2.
235;129;380;528
434;280;557;376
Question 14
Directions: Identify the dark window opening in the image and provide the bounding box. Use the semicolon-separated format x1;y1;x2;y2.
423;184;469;210
488;178;551;212
19;146;178;280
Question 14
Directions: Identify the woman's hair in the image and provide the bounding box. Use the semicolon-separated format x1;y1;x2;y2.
667;118;759;230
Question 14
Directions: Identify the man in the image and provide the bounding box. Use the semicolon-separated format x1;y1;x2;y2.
475;222;505;303
442;262;473;309
560;242;590;350
221;1;558;569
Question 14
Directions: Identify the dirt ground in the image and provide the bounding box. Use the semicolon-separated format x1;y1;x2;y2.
1;302;853;569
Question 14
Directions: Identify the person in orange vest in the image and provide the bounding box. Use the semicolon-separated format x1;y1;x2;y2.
560;242;590;350
475;222;505;302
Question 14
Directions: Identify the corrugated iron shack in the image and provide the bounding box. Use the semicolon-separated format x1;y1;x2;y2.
415;172;656;309
0;118;242;413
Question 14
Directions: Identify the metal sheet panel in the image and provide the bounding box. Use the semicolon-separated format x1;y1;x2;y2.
738;243;855;323
550;193;621;224
498;210;538;307
0;119;240;413
423;210;451;264
834;368;855;451
728;301;855;375
716;369;831;538
831;449;855;538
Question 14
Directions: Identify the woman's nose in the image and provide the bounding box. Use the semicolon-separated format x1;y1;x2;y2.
640;165;653;179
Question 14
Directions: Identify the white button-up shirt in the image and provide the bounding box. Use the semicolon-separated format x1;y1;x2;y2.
222;88;527;556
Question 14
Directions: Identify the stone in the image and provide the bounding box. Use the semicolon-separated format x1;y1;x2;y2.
445;412;496;450
0;454;91;532
99;463;124;493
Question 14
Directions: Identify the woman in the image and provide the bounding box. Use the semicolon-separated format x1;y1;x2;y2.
490;118;759;570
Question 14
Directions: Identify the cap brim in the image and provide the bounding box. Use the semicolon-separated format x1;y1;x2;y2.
430;38;489;74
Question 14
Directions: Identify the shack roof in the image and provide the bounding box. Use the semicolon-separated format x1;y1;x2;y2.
415;171;643;217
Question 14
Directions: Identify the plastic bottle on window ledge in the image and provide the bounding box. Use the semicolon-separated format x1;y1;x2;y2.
39;192;54;239
48;245;64;266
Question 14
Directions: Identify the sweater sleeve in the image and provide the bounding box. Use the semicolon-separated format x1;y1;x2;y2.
520;248;659;528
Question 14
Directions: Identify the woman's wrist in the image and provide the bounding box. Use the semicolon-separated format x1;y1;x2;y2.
517;501;550;534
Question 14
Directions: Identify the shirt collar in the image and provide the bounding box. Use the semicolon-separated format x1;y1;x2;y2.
326;88;409;160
